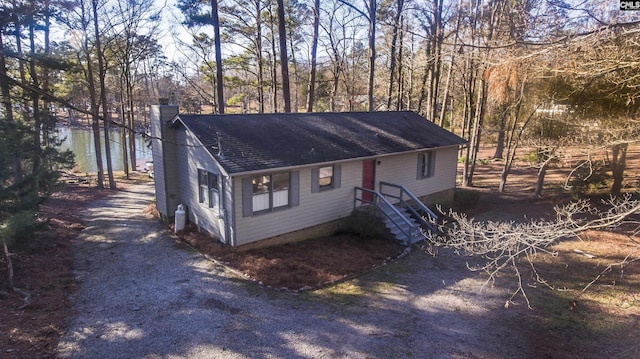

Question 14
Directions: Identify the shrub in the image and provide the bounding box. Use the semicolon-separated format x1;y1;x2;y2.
1;211;47;250
345;208;387;240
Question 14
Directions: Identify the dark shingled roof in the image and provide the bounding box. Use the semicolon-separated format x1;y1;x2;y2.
173;111;467;174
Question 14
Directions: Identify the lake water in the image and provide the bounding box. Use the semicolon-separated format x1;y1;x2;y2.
57;127;152;173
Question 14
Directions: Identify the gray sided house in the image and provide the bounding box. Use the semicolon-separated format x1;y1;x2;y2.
150;106;466;247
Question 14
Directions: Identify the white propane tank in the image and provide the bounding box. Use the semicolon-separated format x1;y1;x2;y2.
175;204;186;232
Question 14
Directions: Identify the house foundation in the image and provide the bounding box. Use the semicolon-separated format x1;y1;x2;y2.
233;217;352;251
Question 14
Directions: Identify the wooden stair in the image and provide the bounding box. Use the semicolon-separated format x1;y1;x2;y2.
378;202;424;245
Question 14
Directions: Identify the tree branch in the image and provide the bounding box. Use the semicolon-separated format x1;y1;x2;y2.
424;196;640;308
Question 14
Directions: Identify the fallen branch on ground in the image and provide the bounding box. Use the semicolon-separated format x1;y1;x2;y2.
2;237;32;309
2;237;14;289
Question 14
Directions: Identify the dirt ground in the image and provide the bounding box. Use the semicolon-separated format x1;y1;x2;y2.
1;145;639;358
0;178;110;358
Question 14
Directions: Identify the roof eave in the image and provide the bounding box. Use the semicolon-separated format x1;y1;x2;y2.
170;115;233;178
226;143;465;177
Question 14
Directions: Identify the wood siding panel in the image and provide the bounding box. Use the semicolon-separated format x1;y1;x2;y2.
233;162;362;246
375;147;459;196
230;147;459;246
175;128;230;243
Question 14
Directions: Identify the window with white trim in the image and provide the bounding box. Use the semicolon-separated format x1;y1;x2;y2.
198;169;219;208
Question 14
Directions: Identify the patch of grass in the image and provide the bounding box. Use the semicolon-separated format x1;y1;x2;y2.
309;281;369;305
522;149;541;165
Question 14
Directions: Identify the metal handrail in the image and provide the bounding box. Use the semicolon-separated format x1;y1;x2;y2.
379;181;439;233
354;187;419;244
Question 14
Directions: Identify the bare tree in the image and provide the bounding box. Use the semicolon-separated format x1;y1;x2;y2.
546;24;640;195
276;0;291;112
105;0;161;173
267;2;279;112
385;0;404;110
78;0;105;188
365;0;376;111
306;0;320;112
92;0;116;189
458;0;533;187
319;1;364;111
218;0;267;112
211;0;225;113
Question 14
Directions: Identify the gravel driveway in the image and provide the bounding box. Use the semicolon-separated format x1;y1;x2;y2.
57;182;532;358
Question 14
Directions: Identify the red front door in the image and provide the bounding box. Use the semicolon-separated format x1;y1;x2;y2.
362;159;376;202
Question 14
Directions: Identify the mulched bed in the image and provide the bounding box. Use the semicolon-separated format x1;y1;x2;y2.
178;225;406;290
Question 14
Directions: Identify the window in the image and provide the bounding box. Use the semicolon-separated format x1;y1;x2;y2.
311;165;341;193
319;166;333;189
418;151;435;179
242;172;299;217
198;169;219;208
251;173;290;213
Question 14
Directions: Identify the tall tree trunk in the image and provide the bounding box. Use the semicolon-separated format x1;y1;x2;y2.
327;27;341;112
269;7;278;112
406;33;415;110
84;35;105;187
416;41;431;114
498;111;518;193
438;52;454;127
79;0;104;188
610;142;628;196
276;0;291;112
461;0;489;188
493;106;508;159
534;156;553;197
126;66;136;173
438;7;461;127
119;81;129;178
367;0;376;112
460;69;475;187
288;27;299;111
92;0;116;189
256;1;265;113
395;18;405;110
14;1;28;127
498;102;535;193
42;0;51;149
428;0;444;122
463;73;487;187
211;0;225;114
330;58;340;112
387;0;404;110
306;0;320;112
28;20;42;193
